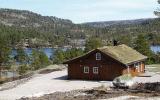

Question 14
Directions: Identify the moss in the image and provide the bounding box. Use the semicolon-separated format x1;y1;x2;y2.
99;44;147;64
118;74;133;81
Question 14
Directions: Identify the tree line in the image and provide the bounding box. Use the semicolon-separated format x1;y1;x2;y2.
1;8;160;48
0;34;160;78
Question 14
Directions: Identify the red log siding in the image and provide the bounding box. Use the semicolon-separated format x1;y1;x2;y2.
67;51;145;80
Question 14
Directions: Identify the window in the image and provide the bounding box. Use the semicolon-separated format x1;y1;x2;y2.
134;62;140;72
93;67;98;74
84;66;89;73
96;53;101;60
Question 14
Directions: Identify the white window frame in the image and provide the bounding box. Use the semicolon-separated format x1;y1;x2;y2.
134;62;140;72
93;67;99;74
84;66;89;73
96;52;101;60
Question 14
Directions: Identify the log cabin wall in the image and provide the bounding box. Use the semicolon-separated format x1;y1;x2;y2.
67;51;129;80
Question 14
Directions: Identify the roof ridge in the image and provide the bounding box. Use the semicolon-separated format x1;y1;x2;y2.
98;44;125;49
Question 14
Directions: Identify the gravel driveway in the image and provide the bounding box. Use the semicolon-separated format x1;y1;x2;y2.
133;75;160;83
0;69;112;100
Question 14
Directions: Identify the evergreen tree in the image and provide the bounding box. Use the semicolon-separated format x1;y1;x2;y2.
64;48;84;60
15;48;29;64
85;37;102;52
154;0;160;16
0;37;11;66
18;64;29;75
52;48;84;64
14;48;30;75
31;49;40;70
39;51;50;67
31;49;50;70
134;34;153;64
53;49;65;64
0;37;11;78
134;34;152;56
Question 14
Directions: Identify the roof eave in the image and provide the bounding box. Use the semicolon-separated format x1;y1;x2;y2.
63;49;98;64
125;57;148;66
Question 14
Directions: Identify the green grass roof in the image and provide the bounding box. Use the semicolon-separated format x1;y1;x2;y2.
98;44;147;65
63;44;147;65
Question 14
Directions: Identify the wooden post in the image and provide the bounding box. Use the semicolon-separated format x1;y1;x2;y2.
127;66;130;75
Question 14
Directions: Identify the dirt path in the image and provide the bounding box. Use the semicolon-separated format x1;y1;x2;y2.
0;69;112;100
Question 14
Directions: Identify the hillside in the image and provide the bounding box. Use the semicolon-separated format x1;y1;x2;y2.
84;18;160;45
0;8;160;47
83;18;155;28
0;8;72;27
0;8;87;47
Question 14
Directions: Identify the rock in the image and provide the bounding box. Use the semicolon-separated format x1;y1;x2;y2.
113;74;134;88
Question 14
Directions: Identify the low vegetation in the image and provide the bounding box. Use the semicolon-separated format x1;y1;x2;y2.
52;48;84;64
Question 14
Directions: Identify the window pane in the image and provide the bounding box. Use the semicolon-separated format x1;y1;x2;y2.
84;67;89;73
93;67;98;74
96;53;101;60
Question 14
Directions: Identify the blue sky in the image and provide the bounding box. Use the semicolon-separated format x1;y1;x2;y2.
0;0;158;23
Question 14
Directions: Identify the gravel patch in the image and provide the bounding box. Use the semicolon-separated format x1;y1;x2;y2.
133;74;160;83
0;69;112;100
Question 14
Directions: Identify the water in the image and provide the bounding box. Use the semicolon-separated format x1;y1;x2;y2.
150;45;160;53
12;48;55;58
1;71;18;78
1;48;55;78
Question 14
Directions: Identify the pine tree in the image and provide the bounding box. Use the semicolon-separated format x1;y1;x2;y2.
134;34;153;64
31;49;50;70
134;34;152;57
39;51;50;67
154;0;160;16
53;49;65;64
15;48;29;64
31;49;40;70
0;37;11;78
0;38;11;66
85;37;102;52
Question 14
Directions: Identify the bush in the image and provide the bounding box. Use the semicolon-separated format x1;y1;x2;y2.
18;64;29;75
52;48;84;64
31;49;50;70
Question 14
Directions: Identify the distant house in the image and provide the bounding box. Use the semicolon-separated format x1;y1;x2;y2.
63;44;147;80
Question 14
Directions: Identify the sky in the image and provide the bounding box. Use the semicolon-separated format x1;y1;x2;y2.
0;0;159;23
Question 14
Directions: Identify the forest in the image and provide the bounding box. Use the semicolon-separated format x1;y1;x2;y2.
0;8;160;48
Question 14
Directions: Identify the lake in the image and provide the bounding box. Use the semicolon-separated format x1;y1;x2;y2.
11;46;160;59
2;48;55;79
12;48;55;59
150;45;160;53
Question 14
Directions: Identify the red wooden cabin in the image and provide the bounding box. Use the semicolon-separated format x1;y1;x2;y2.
63;44;147;80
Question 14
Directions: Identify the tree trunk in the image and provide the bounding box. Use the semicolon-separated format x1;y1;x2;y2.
0;65;1;80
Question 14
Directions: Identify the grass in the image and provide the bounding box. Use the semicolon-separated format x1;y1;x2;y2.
146;64;160;74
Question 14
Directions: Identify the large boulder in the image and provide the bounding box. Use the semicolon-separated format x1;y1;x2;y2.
113;74;134;88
